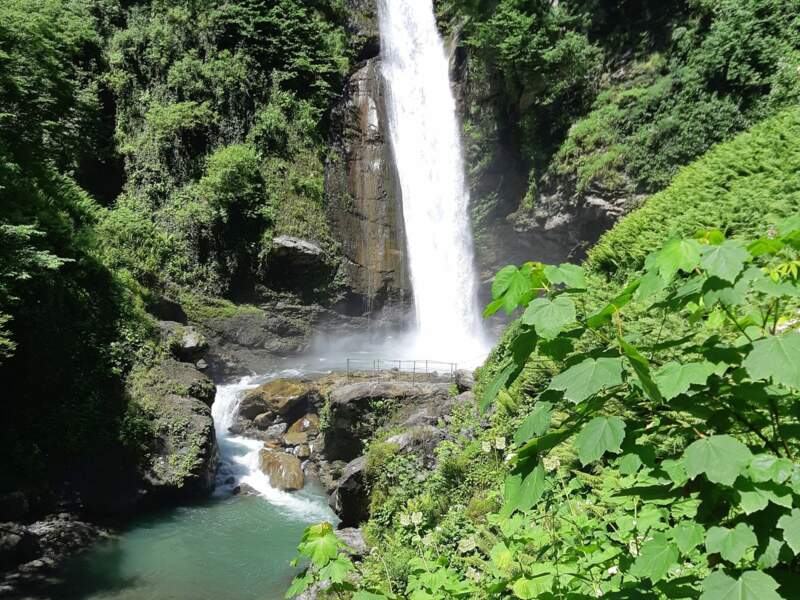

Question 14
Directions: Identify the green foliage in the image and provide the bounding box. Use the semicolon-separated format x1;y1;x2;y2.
317;220;800;598
449;0;800;221
0;0;156;486
588;108;800;279
103;0;348;298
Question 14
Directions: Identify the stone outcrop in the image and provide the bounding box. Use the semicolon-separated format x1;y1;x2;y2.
325;381;451;461
259;450;305;491
131;360;219;504
328;456;369;528
237;379;320;425
325;42;411;318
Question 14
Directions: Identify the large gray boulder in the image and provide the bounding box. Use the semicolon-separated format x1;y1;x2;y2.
324;382;450;460
328;456;369;528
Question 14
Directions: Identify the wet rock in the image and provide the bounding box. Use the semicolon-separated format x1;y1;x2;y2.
336;527;368;558
454;369;476;392
239;379;317;421
325;51;411;317
283;431;309;447
140;395;219;501
295;444;312;459
328;456;369;527
259;450;305;491
287;414;320;436
0;524;40;572
325;382;449;460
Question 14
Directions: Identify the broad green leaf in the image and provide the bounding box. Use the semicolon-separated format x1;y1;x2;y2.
672;522;704;554
748;237;784;257
352;593;390;600
706;523;757;563
777;213;800;236
700;240;750;282
756;537;785;569
630;533;679;583
620;338;663;402
748;454;793;483
752;276;800;298
549;357;624;403
661;458;688;486
285;573;313;598
514;402;552;445
521;295;576;340
743;332;800;389
543;263;586;289
300;528;341;568
654;361;717;400
683;435;752;486
778;508;800;554
320;555;354;583
481;361;516;413
617;453;642;475
574;416;626;465
482;297;504;318
503;460;546;515
585;281;640;330
636;270;668;301
511;567;554;598
700;571;781;600
490;541;514;572
491;264;544;314
647;238;702;281
735;480;793;514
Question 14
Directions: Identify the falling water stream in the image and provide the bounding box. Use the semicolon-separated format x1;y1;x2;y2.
379;0;488;362
55;2;488;597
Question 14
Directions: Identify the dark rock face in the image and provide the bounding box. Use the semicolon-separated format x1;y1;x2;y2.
0;515;104;595
264;237;333;298
159;321;208;363
325;382;451;461
325;53;411;318
454;369;475;393
140;394;219;502
328;456;369;528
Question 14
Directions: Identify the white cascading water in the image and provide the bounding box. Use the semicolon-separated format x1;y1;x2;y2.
212;371;333;521
378;0;488;364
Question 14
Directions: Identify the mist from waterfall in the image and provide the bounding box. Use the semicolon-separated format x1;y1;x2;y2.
378;0;488;364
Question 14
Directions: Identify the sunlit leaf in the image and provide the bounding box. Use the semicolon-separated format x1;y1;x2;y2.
683;435;752;486
743;332;800;389
521;295;576;339
549;357;624;403
574;416;626;465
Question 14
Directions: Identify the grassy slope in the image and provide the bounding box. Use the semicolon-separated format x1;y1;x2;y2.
352;107;800;591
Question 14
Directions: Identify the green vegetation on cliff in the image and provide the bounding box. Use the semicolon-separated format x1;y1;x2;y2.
445;0;800;239
296;109;800;598
0;0;351;491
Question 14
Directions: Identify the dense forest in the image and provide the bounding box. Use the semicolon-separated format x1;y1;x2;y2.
1;0;800;598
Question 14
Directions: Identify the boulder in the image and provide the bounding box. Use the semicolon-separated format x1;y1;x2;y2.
140;394;219;500
239;379;316;421
294;444;311;459
335;527;368;558
328;456;369;527
454;369;476;393
0;523;40;572
265;237;332;298
287;413;320;436
152;359;216;407
283;431;309;447
325;382;450;460
160;322;208;362
259;450;305;491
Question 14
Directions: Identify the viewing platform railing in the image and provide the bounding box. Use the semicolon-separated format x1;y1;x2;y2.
344;358;458;383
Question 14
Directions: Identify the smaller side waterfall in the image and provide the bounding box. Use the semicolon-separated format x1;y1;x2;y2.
211;372;332;520
378;0;488;363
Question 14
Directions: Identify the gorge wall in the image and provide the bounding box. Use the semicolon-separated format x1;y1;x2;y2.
324;6;411;318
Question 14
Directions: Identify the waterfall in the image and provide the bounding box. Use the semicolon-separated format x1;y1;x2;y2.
378;0;487;362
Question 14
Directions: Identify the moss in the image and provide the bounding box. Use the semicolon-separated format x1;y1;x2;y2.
177;291;262;323
587;107;800;281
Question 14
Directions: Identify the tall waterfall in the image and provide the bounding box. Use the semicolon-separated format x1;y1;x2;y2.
378;0;487;362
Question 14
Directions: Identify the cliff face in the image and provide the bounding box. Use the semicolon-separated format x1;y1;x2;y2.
325;3;411;318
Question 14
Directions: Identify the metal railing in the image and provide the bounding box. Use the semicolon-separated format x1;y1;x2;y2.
345;358;458;383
